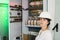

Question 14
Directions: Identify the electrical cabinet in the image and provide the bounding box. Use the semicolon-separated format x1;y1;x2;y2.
25;0;43;28
28;0;43;20
10;5;22;23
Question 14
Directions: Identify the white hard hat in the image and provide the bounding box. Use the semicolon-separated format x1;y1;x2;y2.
38;12;52;20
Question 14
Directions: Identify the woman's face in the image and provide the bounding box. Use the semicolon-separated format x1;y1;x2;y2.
39;18;49;28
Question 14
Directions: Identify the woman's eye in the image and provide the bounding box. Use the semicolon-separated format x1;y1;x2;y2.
43;19;47;21
40;18;43;20
44;19;46;20
40;18;42;20
39;18;47;21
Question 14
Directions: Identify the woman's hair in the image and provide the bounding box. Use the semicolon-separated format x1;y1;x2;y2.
45;18;51;26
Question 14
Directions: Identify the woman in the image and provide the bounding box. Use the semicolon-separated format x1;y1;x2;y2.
35;12;54;40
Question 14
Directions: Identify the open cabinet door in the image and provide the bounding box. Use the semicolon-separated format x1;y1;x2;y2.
0;1;9;40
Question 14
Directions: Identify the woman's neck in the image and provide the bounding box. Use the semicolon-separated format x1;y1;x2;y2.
42;26;48;31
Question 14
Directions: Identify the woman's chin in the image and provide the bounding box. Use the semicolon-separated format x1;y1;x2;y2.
40;25;45;27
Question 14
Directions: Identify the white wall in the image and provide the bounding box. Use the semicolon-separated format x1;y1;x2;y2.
54;0;60;40
48;0;55;30
48;0;60;40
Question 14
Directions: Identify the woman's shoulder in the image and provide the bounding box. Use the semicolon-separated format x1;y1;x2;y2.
46;30;54;36
47;29;52;31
